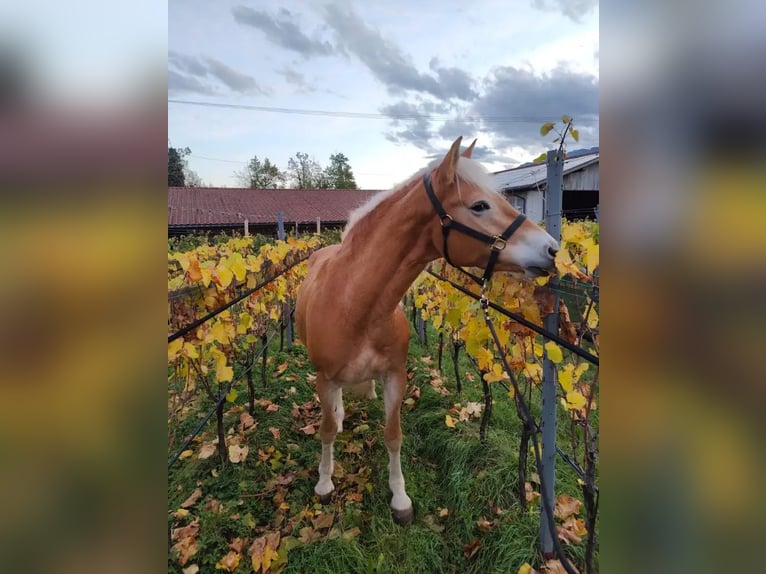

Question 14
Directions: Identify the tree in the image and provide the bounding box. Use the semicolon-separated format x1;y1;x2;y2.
323;152;357;189
168;145;190;187
184;167;205;187
286;152;327;189
234;155;285;188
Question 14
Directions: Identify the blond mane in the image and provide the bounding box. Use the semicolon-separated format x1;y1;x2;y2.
342;156;498;240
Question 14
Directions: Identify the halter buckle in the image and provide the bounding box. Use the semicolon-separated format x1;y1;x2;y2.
440;214;454;228
490;235;507;251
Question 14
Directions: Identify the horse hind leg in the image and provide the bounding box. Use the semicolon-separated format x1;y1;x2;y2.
349;379;377;400
315;376;340;503
382;369;414;525
334;388;345;432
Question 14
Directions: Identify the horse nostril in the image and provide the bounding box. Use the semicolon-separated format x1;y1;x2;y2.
547;246;558;258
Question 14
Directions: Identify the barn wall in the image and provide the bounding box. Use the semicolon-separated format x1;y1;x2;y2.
526;189;545;223
563;162;599;190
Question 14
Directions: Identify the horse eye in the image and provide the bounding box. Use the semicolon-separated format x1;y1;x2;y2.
470;201;490;213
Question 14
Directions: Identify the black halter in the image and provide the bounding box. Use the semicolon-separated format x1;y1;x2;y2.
423;172;527;287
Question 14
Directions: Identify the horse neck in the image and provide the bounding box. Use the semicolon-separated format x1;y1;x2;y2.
341;179;439;317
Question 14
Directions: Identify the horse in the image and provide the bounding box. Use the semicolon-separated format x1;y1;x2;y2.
295;136;559;524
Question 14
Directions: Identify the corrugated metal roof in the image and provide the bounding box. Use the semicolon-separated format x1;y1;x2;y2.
168;187;382;227
492;152;599;191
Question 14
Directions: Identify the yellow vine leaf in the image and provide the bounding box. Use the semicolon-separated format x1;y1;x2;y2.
465;323;490;357
183;342;199;359
207;322;230;346
199;267;212;288
168;339;183;362
214;264;234;289
544;341;563;364
575;363;589;379
445;415;457;428
558;364;574;392
525;362;542;382
237;313;254;334
483;363;508;383
540;122;555;136
174;252;191;271
228;257;247;282
586;306;599;329
475;347;495;371
565;391;587;410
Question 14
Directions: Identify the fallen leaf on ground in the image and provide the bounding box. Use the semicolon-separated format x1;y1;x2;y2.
215;550;241;572
198;442;217;460
312;512;334;529
274;362;289;377
299;423;316;435
558;517;587;545
228;444;248;463
239;412;256;431
180;488;202;509
463;539;481;559
476;517;497;532
554;493;581;520
171;519;200;566
269;427;281;440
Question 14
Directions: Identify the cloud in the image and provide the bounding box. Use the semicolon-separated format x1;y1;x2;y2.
232;6;335;57
275;67;318;94
473;64;599;150
380;64;598;164
380;100;453;152
168;69;217;96
168;51;267;95
202;57;261;92
531;0;598;24
321;4;477;101
429;58;477;102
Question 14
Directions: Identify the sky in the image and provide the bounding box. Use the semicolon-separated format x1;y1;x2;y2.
168;0;599;190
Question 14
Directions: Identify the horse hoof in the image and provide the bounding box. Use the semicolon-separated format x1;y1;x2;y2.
392;506;414;526
317;491;334;505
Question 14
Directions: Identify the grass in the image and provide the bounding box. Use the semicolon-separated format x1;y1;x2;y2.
168;321;597;574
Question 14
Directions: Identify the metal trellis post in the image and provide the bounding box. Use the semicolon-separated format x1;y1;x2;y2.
540;149;563;557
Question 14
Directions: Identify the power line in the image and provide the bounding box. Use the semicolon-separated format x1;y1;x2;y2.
169;98;599;125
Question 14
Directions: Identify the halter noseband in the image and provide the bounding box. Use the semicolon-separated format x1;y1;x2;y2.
423;172;527;287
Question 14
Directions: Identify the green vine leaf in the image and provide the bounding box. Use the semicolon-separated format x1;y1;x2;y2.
540;122;555;136
571;129;580;142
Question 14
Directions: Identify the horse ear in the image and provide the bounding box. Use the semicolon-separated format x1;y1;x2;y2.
438;136;463;182
461;138;477;158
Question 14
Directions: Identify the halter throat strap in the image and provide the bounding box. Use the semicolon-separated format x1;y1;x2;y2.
423;172;527;286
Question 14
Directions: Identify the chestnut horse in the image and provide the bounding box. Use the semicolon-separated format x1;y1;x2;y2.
295;136;559;524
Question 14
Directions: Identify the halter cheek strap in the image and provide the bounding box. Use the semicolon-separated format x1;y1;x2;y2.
423;173;527;286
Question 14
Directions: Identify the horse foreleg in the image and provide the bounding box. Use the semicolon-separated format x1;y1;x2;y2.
315;377;340;503
383;369;414;525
